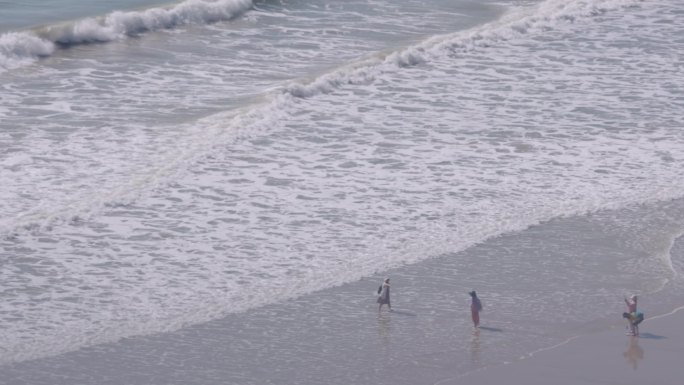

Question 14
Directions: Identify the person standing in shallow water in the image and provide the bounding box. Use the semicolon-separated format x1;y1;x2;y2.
377;278;391;312
624;294;638;335
469;291;482;328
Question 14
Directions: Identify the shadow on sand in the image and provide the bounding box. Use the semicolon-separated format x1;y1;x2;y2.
638;332;666;340
478;326;503;332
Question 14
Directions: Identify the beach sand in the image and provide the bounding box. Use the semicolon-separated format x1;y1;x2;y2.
457;308;684;385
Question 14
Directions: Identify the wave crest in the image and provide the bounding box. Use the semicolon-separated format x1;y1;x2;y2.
41;0;253;44
0;0;253;72
0;32;55;71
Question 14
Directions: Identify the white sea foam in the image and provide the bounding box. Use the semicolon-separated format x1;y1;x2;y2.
0;32;54;71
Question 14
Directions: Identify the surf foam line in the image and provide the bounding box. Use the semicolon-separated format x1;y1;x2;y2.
664;229;684;281
0;0;253;73
281;0;647;98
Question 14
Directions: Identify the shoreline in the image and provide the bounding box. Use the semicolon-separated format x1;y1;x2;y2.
3;269;682;385
2;202;683;384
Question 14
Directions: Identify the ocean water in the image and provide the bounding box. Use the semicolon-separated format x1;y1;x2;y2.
1;0;684;382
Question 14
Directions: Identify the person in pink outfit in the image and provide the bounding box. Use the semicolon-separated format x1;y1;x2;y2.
469;291;482;328
624;294;638;335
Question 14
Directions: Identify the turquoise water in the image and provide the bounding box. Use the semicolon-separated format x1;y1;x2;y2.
0;0;169;32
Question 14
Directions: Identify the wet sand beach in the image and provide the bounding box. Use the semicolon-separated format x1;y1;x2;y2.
459;307;684;385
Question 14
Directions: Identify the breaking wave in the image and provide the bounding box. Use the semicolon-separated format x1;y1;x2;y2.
0;0;252;72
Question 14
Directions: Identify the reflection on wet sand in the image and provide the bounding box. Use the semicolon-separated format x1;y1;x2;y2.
378;312;392;344
470;329;481;367
623;336;644;370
